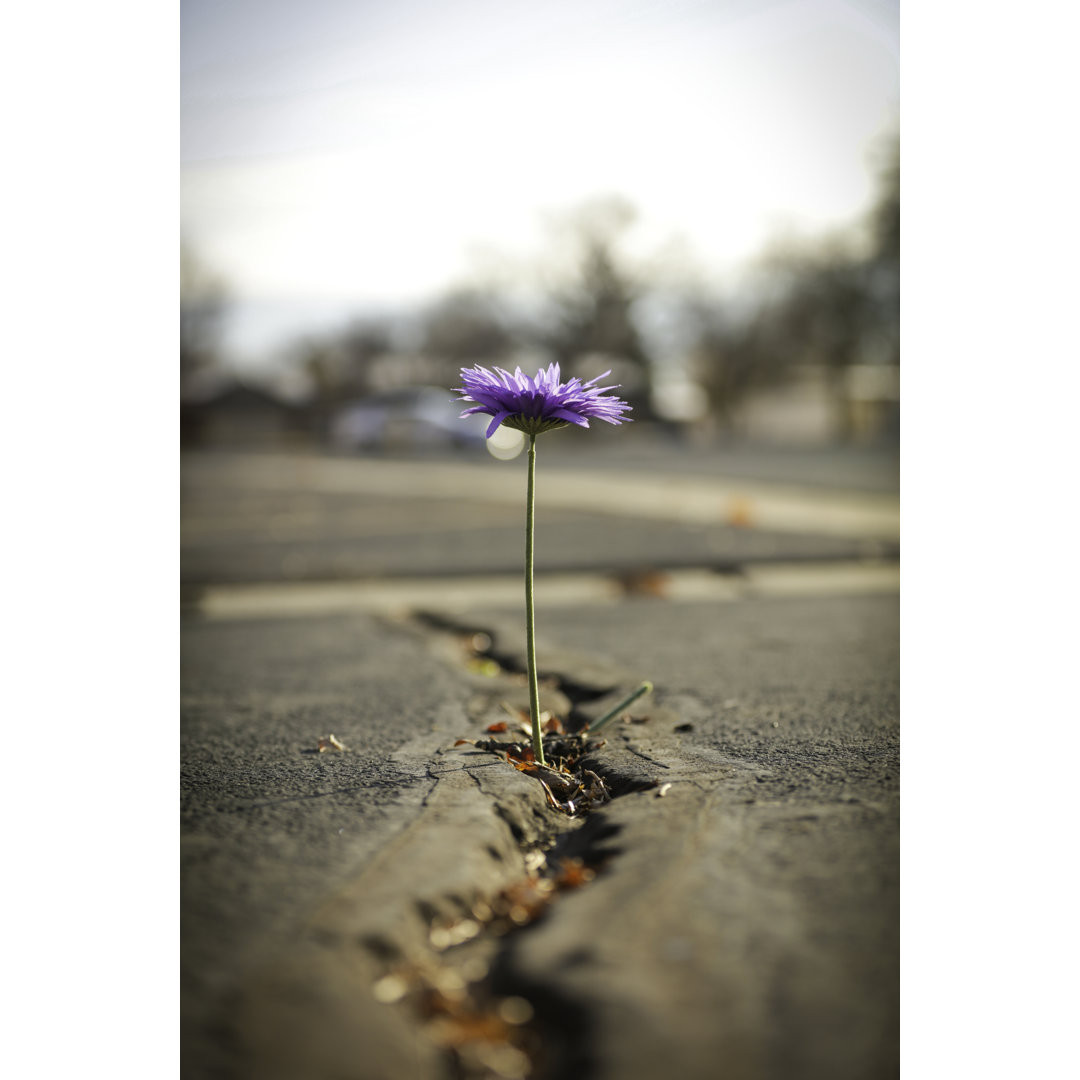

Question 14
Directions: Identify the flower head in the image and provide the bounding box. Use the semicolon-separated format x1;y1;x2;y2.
455;362;632;439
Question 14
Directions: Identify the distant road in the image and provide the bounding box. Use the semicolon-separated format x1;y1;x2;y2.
182;448;899;588
541;434;899;494
184;448;899;540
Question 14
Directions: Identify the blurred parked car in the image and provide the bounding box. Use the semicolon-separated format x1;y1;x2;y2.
330;386;488;452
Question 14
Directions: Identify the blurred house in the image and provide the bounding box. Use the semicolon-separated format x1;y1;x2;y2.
705;364;899;446
181;376;309;448
725;365;838;444
843;363;900;442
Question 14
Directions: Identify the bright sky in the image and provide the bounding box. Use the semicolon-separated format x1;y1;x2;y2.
180;0;899;361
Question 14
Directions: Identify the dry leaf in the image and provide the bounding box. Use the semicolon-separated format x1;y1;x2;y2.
613;569;671;597
542;714;564;734
429;1011;512;1048
317;734;346;752
727;495;754;528
553;857;596;889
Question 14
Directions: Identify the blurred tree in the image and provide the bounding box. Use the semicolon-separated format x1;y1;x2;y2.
760;240;876;374
338;317;395;395
180;242;228;393
687;135;899;435
419;288;517;370
865;135;900;367
869;136;900;266
769;137;899;376
299;339;344;404
538;197;652;376
688;298;794;424
297;315;395;411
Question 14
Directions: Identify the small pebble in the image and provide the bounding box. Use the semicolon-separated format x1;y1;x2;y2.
497;996;535;1025
372;974;408;1004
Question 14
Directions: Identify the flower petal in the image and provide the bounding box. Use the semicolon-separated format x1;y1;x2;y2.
485;410;512;438
549;408;590;427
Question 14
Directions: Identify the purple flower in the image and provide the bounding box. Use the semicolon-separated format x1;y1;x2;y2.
455;362;633;439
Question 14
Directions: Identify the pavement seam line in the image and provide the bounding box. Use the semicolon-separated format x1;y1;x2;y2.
186;559;900;620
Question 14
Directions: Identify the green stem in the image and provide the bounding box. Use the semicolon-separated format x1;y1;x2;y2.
525;433;546;765
588;681;654;735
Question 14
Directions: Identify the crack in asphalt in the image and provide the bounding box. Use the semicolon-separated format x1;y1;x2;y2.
367;611;679;1079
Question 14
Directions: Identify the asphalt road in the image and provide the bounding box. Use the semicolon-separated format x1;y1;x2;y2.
181;443;898;587
181;443;899;1080
181;613;450;1078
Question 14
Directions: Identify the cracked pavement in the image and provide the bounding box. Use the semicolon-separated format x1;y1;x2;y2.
181;446;899;1080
